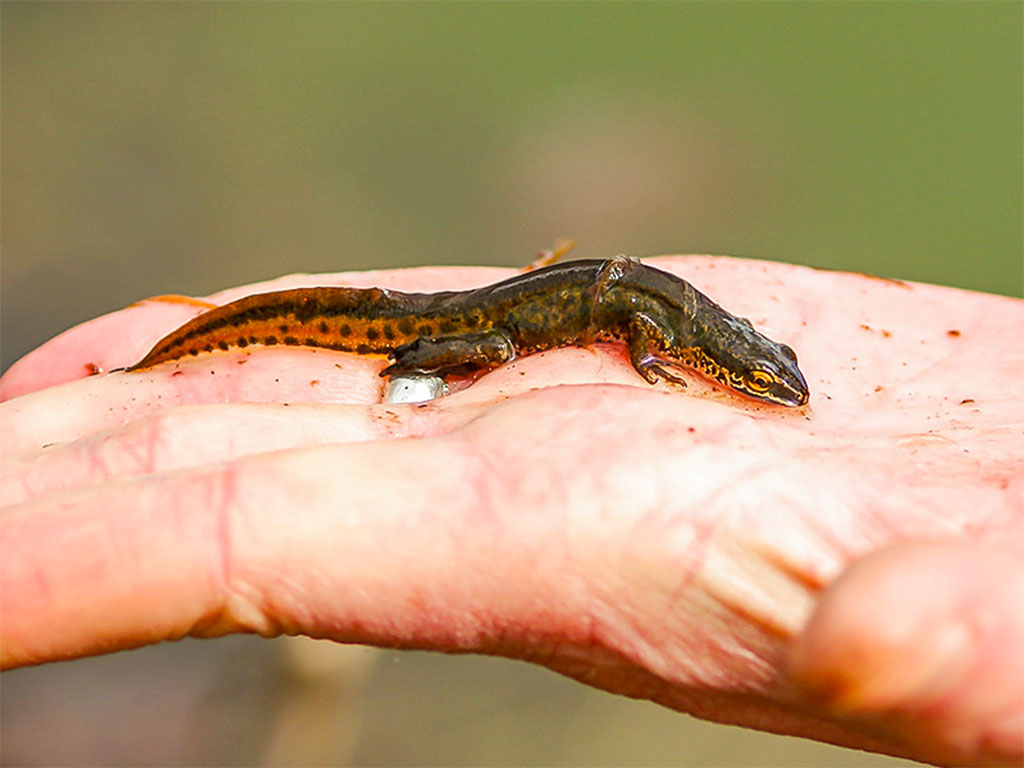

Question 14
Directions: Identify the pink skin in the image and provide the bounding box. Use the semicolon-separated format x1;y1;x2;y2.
1;256;1021;766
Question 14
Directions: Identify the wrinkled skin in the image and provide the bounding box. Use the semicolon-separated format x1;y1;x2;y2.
2;256;1022;766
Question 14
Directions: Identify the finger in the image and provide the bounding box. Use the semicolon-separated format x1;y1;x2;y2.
1;266;512;400
0;415;535;670
0;349;383;456
1;399;477;507
0;335;648;457
788;542;1024;766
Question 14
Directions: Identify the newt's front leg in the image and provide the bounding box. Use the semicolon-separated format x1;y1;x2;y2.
627;313;690;387
381;329;516;379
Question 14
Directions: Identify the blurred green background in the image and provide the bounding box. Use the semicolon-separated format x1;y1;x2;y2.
1;2;1019;765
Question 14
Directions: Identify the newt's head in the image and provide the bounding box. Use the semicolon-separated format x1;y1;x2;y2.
686;311;810;406
599;257;810;406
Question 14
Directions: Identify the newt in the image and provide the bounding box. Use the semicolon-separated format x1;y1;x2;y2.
129;255;810;406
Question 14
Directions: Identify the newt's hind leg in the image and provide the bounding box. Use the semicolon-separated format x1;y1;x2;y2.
522;239;576;271
381;329;516;378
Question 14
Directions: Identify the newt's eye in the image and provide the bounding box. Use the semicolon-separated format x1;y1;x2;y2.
746;370;774;392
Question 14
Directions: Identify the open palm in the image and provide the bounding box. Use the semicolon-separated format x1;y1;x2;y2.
3;256;1021;766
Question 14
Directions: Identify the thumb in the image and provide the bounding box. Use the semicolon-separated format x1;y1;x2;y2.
788;541;1024;767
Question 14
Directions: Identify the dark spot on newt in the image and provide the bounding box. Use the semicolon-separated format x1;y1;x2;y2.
319;321;329;333
283;336;299;345
398;318;414;335
264;336;278;345
382;323;395;340
356;344;371;355
366;327;379;341
417;324;433;336
238;337;249;347
218;341;230;351
339;324;351;337
279;324;289;333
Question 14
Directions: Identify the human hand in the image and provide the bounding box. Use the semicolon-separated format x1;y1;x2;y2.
2;256;1021;766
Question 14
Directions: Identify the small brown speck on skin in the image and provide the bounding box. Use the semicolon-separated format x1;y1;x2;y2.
172;370;184;377
947;329;961;337
959;398;975;405
84;362;101;375
881;330;891;338
860;324;872;331
874;385;884;392
310;379;320;386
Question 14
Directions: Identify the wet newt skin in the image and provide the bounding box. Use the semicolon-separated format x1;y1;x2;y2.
129;256;810;406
